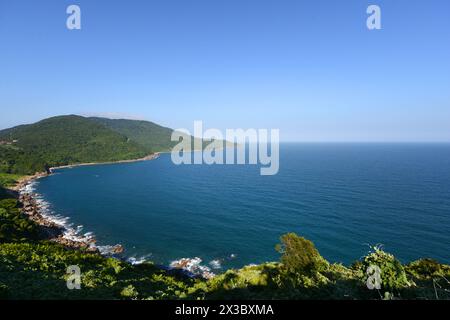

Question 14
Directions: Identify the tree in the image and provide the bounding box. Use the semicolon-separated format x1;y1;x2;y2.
275;233;326;275
361;246;410;292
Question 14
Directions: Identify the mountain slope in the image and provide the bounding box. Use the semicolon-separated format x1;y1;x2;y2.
0;115;147;174
89;117;177;153
0;114;228;175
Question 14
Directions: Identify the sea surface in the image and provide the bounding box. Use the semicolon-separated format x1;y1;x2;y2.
33;144;450;271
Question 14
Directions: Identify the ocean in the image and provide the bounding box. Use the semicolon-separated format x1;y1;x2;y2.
33;143;450;272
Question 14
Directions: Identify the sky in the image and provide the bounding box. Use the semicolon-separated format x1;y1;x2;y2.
0;0;449;142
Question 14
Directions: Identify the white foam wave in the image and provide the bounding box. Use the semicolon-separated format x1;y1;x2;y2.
170;257;215;279
19;180;224;276
19;180;98;249
209;259;222;269
97;245;117;255
127;254;152;265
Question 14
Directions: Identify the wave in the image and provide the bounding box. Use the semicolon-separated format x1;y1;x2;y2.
169;255;239;278
127;254;153;265
20;180;115;254
209;259;222;269
169;257;215;279
20;180;237;277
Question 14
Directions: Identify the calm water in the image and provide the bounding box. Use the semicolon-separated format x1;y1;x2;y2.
34;144;450;270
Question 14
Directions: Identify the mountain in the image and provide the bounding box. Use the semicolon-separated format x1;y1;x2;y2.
0;115;179;175
89;117;177;153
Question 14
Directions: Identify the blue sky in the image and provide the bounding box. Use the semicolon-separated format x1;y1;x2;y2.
1;0;449;141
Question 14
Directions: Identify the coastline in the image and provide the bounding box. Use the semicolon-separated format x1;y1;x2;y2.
48;152;161;172
7;152;216;279
9;153;162;255
10;153;161;192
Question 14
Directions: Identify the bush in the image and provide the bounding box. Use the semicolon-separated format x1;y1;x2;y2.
0;173;22;188
360;246;410;293
275;233;327;275
403;259;450;300
0;242;196;300
0;199;39;243
405;259;446;279
120;285;139;299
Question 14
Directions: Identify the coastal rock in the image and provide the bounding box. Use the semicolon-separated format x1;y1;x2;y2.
18;187;100;253
52;236;99;253
19;192;65;239
111;244;125;254
170;257;215;280
14;175;129;260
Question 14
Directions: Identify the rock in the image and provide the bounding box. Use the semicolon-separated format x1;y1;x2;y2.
111;244;124;254
169;257;215;279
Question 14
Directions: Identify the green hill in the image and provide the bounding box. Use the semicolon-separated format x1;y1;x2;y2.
0;115;229;175
89;117;177;153
0;115;168;174
90;117;219;152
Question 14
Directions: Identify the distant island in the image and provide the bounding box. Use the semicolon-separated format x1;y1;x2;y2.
0;115;449;300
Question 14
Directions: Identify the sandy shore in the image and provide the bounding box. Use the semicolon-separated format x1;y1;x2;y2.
10;153;160;191
49;152;160;172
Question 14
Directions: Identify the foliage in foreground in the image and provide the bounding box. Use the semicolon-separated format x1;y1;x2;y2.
0;194;449;300
0;199;39;243
194;234;450;300
0;242;200;300
0;173;23;188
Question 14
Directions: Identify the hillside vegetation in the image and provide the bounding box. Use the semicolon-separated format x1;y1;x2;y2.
0;115;227;175
0;115;182;175
0;181;449;300
89;117;178;153
0;116;448;300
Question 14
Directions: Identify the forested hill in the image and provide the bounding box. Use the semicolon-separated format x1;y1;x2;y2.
0;115;180;175
89;117;177;153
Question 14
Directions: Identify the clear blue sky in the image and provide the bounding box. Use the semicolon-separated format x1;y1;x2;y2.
1;0;449;141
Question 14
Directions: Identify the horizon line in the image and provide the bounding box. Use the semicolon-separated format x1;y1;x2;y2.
1;115;449;144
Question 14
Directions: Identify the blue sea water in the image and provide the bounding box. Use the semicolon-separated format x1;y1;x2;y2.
34;144;450;270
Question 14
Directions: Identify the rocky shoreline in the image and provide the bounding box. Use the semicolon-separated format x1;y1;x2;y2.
15;175;125;254
8;154;162;255
7;152;217;279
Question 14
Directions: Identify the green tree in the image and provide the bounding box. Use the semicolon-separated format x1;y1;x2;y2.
360;246;411;294
276;233;326;274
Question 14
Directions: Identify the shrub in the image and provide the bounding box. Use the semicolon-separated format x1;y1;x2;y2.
0;199;39;242
360;246;410;293
405;259;446;279
275;233;327;275
120;285;139;299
